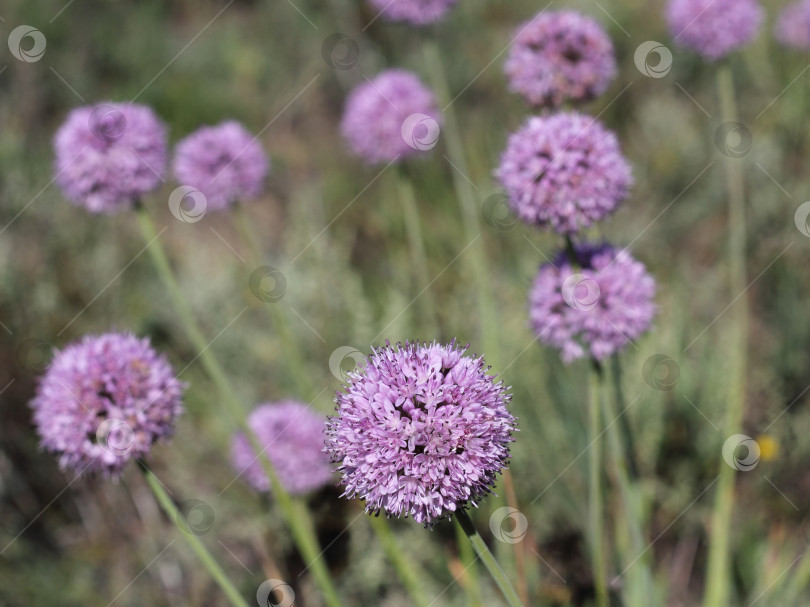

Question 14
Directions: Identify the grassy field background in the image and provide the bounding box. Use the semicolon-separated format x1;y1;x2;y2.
2;0;810;605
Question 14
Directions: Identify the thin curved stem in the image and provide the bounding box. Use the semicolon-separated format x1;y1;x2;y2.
589;366;609;607
139;461;250;607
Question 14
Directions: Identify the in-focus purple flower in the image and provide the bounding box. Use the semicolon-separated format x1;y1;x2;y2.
325;341;515;525
504;10;617;108
54;102;167;214
173;121;268;211
231;401;333;495
367;0;458;26
776;0;810;50
30;332;184;476
341;69;442;165
528;243;657;363
666;0;763;61
496;112;632;234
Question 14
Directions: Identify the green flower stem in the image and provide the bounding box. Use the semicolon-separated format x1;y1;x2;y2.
396;167;440;337
232;201;313;401
455;509;525;607
367;515;432;607
453;515;484;607
134;204;342;607
230;202;430;607
704;64;749;607
139;461;250;607
588;365;609;607
422;39;499;365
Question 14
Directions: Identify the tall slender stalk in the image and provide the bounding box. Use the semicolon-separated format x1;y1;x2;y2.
454;515;484;606
134;204;342;607
703;64;749;607
422;40;499;365
455;509;525;607
232;202;312;401
589;365;609;607
139;461;250;607
397;168;440;337
230;202;431;607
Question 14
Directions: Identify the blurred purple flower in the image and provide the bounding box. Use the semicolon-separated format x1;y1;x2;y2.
325;341;515;525
231;401;333;495
173;121;268;211
666;0;763;61
54;102;167;213
529;243;657;362
496;112;632;235
504;10;617;108
367;0;458;25
340;69;441;165
30;332;184;476
776;0;810;50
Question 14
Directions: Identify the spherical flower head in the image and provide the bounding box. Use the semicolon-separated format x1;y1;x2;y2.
666;0;763;61
30;332;184;477
504;10;617;108
496;112;632;234
173;121;268;211
340;69;442;165
54;102;167;213
529;243;657;363
776;1;810;50
367;0;458;25
231;401;333;495
325;341;515;525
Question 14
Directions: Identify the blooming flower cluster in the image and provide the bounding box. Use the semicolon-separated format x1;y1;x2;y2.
341;69;441;165
325;341;515;525
30;332;184;476
504;11;617;107
775;0;810;50
496;112;633;234
54;103;167;213
173;121;268;210
528;244;656;362
666;0;763;61
231;401;333;495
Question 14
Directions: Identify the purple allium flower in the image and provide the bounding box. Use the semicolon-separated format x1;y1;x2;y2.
528;243;657;363
30;332;184;476
325;341;515;525
496;112;632;234
776;0;810;50
504;11;617;108
341;69;442;165
666;0;763;61
367;0;458;25
231;401;333;495
54;103;167;213
172;121;268;211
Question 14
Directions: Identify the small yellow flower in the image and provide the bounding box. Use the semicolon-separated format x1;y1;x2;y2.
756;435;779;462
